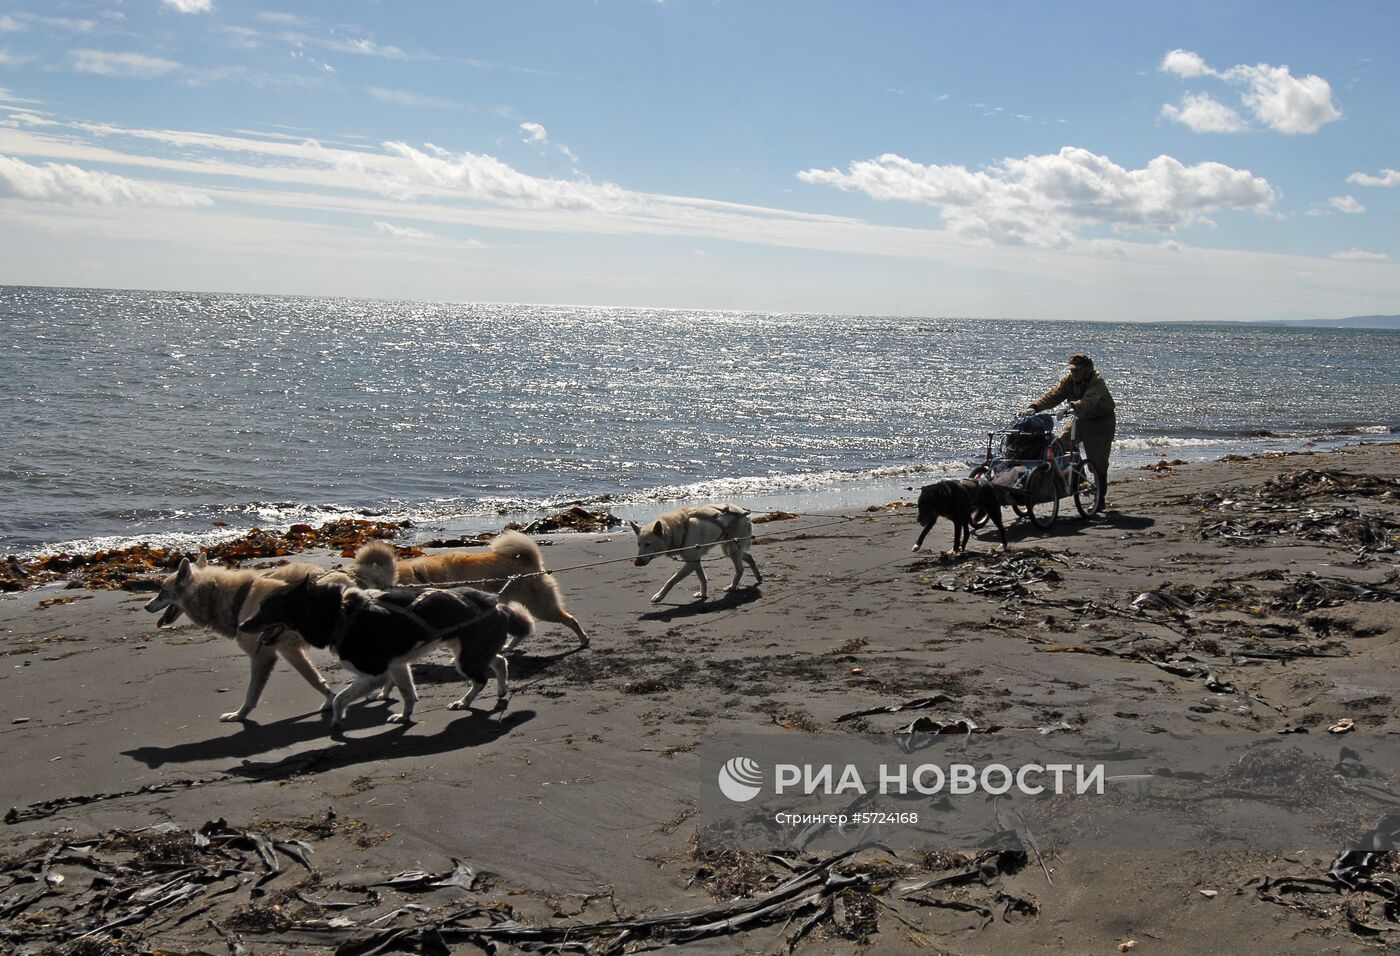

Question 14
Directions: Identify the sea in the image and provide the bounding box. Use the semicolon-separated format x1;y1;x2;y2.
2;285;1396;557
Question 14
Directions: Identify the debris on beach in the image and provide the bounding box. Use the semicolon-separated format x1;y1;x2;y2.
1256;815;1400;938
0;519;416;593
753;510;800;523
1140;458;1188;472
1196;507;1398;550
206;519;414;562
417;532;498;549
908;548;1066;599
0;819;1041;954
520;505;623;535
1172;468;1400;551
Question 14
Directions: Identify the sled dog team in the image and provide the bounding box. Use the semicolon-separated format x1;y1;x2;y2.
147;482;996;730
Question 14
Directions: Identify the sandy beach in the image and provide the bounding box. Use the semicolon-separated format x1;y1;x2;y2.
2;442;1399;955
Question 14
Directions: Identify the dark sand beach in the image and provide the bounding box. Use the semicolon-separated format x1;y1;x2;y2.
2;443;1399;954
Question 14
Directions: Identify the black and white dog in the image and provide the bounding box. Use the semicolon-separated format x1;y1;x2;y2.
912;478;1008;553
239;574;533;730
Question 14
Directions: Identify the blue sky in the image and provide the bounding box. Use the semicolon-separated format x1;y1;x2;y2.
0;0;1397;320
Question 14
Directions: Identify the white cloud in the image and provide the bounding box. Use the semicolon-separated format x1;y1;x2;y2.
1222;62;1340;134
1329;195;1365;214
0;153;212;206
1330;249;1388;261
71;50;181;78
0;111;57;128
0;16;24;33
1348;168;1400;188
1160;92;1246;133
220;26;260;50
1159;50;1340;135
797;147;1276;247
373;220;433;240
367;87;460;110
1160;49;1212;78
43;17;96;33
326;37;406;59
162;0;215;13
382;140;624;210
520;122;547;144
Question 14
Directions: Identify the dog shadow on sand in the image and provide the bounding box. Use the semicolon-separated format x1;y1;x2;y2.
123;699;531;771
639;585;762;622
938;509;1155;552
222;707;535;782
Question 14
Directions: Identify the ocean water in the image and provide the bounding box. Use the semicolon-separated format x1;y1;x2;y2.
2;285;1396;556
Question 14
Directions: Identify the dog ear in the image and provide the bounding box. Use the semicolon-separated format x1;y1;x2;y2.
195;553;209;568
651;521;663;536
176;557;192;582
629;520;641;535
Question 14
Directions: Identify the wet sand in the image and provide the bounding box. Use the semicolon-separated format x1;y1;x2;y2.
2;442;1398;954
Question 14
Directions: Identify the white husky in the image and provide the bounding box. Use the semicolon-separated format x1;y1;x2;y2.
630;503;763;603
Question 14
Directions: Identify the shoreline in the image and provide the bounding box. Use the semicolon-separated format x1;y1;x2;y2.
6;430;1395;564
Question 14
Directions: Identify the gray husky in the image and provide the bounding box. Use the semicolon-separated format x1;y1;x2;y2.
630;503;762;603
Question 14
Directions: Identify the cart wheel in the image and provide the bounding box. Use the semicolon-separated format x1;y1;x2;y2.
967;465;992;528
1025;463;1059;530
1074;460;1102;519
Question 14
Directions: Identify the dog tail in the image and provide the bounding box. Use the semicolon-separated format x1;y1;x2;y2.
490;530;546;571
353;540;399;590
502;602;535;643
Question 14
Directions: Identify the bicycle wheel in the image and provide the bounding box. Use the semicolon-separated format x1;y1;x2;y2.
1073;458;1102;519
1024;463;1059;530
968;465;992;528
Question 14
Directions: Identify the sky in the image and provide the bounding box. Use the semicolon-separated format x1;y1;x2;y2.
0;0;1397;321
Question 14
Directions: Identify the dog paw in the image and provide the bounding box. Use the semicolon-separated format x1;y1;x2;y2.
691;590;707;601
448;699;474;711
909;544;920;553
649;593;664;604
386;712;414;724
219;711;247;722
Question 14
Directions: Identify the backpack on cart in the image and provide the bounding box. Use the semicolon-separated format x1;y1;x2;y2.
1005;413;1055;461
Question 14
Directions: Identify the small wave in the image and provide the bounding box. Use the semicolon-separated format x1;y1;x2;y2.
1113;435;1245;453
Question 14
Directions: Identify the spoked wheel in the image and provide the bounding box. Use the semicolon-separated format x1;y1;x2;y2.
1024;462;1059;530
1073;459;1102;519
968;465;992;528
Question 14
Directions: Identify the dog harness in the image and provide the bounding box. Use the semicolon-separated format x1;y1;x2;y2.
225;580;254;631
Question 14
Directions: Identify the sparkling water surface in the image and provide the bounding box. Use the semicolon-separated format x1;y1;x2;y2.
2;285;1395;554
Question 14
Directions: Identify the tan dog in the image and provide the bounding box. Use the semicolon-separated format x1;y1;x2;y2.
631;503;762;603
144;555;376;721
357;531;587;648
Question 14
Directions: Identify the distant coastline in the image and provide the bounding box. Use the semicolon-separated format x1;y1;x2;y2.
1267;314;1400;330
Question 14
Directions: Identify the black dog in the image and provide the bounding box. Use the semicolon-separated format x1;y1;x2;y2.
239;575;533;730
911;478;1008;553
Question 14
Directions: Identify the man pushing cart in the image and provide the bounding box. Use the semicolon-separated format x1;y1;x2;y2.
1023;353;1116;511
